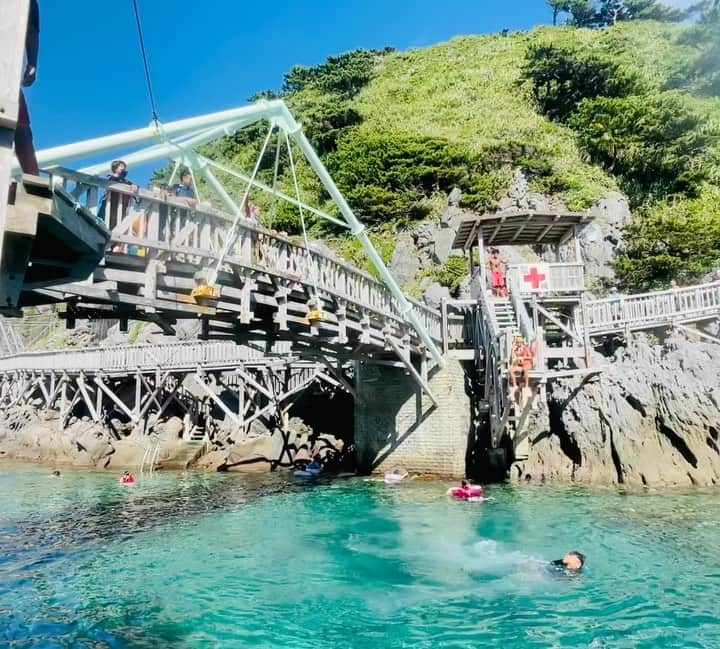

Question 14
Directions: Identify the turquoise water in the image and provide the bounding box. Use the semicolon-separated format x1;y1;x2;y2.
1;464;719;648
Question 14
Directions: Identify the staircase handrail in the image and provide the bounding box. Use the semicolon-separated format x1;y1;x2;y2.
477;284;500;340
507;275;535;342
473;281;509;445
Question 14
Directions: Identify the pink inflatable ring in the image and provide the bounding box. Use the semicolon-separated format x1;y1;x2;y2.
448;485;484;500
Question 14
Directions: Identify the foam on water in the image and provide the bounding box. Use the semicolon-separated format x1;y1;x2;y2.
1;463;719;648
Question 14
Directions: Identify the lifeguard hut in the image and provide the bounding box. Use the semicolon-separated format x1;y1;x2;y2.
451;210;596;461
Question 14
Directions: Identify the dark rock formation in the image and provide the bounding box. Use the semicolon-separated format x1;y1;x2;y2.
513;334;720;487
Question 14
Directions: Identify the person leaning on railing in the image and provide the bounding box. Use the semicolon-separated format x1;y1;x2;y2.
241;200;264;266
170;169;198;208
97;160;138;228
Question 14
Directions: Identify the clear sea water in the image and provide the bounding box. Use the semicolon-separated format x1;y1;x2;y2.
1;463;719;649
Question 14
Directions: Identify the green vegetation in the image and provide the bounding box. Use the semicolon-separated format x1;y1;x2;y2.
520;7;720;287
422;255;470;293
548;0;684;27
200;7;720;290
614;186;720;288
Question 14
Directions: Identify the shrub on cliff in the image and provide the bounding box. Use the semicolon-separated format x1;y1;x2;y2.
614;186;720;289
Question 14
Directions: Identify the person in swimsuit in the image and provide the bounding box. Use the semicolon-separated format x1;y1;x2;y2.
510;335;534;392
487;248;508;297
384;467;408;484
120;470;135;484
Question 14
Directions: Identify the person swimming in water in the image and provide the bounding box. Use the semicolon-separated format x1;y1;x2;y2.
384;467;408;484
306;456;322;474
550;551;585;573
120;470;135;484
51;470;61;477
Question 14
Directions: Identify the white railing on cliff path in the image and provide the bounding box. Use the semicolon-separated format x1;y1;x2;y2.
51;168;446;344
584;280;720;335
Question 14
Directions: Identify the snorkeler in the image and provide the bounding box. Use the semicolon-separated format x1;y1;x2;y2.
550;551;585;573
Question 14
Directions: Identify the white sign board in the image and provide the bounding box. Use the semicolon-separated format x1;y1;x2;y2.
517;263;550;293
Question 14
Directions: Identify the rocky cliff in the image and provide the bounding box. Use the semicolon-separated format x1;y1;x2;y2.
512;333;720;487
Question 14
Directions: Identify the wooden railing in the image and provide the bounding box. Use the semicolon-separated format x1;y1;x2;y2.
50;168;445;343
585;281;720;335
0;340;294;373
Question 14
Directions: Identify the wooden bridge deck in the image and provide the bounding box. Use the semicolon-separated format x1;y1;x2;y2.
0;336;340;442
0;339;295;375
14;169;465;365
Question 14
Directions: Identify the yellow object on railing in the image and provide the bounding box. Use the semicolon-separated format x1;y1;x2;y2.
191;283;220;303
306;309;324;323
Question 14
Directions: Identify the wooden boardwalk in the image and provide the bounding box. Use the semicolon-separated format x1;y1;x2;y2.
584;281;720;339
0;338;342;441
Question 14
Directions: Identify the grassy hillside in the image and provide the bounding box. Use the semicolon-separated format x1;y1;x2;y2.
201;13;720;290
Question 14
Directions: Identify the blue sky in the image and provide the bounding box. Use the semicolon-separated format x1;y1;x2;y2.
29;0;559;151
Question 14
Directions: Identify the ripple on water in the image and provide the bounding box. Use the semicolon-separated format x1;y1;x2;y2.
0;466;719;648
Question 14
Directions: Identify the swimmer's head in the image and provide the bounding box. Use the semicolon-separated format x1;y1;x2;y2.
561;551;585;571
51;470;61;476
123;470;130;476
461;479;468;487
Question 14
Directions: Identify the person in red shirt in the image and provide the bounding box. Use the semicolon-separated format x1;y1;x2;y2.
15;0;40;175
120;470;135;484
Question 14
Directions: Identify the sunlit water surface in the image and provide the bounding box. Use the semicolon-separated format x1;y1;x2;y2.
1;463;719;648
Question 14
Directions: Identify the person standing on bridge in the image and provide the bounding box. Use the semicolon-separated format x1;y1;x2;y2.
171;170;198;208
15;0;40;175
609;286;622;322
97;160;138;229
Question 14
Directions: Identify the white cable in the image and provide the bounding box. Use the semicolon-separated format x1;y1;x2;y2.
285;131;320;301
210;124;275;283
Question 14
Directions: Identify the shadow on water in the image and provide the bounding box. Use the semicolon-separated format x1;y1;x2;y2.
0;468;350;648
0;470;316;568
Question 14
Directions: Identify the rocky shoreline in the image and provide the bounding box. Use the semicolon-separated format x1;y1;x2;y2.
513;332;720;487
0;407;350;475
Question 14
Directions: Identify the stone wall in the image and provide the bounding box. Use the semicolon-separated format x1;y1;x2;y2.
354;360;470;476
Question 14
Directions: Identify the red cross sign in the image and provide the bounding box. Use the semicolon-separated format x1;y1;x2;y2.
519;264;549;292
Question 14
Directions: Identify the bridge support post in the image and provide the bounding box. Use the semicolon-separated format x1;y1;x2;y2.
354;359;470;477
